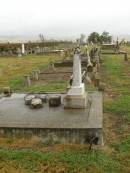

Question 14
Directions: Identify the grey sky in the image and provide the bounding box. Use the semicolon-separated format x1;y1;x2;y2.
0;0;130;39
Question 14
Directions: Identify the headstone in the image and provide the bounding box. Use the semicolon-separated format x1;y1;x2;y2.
124;53;128;61
3;87;11;97
40;94;47;103
94;73;100;87
24;94;35;105
32;70;39;80
24;75;31;86
64;47;87;108
17;48;22;57
98;82;106;91
49;95;61;107
22;43;25;55
30;98;43;109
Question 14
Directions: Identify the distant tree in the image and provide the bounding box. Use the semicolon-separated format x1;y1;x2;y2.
88;32;100;44
100;31;112;43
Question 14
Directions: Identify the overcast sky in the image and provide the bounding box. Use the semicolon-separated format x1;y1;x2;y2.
0;0;130;39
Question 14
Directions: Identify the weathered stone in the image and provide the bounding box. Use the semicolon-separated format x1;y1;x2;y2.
49;95;61;107
24;75;31;86
50;62;55;70
86;50;93;72
98;82;106;92
39;94;47;103
64;93;87;109
94;73;100;87
124;53;128;61
32;70;39;80
17;48;22;57
24;94;35;105
86;75;92;84
3;87;11;97
30;98;43;109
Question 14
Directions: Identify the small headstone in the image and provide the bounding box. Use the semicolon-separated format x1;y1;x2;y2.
94;73;100;87
3;87;11;97
124;53;128;61
32;70;39;80
24;94;35;105
30;98;43;109
40;94;47;103
49;95;61;107
34;94;47;103
17;48;22;57
98;82;106;92
24;75;31;86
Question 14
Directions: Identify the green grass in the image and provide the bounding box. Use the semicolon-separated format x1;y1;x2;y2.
102;54;130;94
23;81;67;93
104;95;130;121
0;54;63;92
0;149;124;173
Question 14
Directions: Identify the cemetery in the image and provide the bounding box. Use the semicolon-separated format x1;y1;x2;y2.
0;40;130;172
1;0;130;171
0;46;103;145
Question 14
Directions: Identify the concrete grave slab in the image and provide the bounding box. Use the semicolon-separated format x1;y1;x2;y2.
0;92;103;145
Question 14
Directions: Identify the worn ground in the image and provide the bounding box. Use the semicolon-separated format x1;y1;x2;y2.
0;46;130;172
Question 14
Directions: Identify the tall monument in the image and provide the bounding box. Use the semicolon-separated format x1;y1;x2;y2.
22;43;25;55
64;47;87;108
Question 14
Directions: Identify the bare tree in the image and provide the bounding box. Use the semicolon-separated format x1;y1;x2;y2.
39;34;45;52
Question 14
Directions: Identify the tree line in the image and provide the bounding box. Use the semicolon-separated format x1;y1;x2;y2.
79;31;112;44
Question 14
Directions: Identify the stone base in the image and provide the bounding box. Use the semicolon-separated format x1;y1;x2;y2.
67;83;85;96
0;92;103;145
64;93;87;109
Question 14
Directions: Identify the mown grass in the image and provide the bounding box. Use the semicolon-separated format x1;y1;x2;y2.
104;95;130;121
0;54;63;92
102;54;130;94
0;148;124;173
103;47;130;121
23;80;67;93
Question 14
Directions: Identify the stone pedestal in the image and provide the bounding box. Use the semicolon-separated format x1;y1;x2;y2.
64;92;87;109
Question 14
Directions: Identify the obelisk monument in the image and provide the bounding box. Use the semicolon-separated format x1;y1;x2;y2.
22;43;25;55
64;47;87;108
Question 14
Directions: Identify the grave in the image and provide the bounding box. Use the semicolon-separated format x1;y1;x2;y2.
0;47;103;145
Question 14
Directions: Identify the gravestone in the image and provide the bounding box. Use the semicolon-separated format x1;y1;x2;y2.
64;47;87;108
17;48;22;57
22;43;25;55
